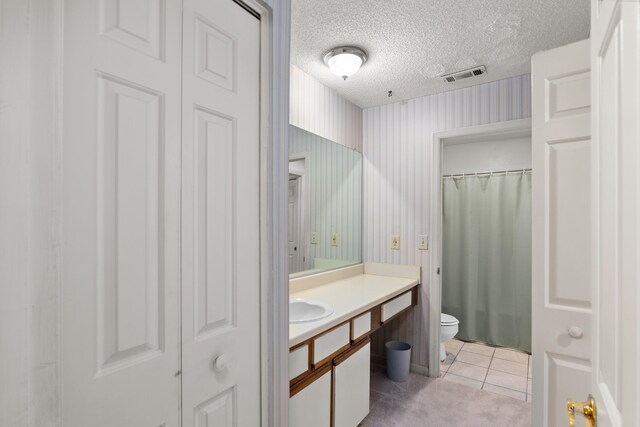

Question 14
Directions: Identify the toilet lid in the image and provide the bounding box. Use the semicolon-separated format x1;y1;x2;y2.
441;313;459;325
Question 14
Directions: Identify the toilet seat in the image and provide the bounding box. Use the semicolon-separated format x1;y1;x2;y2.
441;313;459;326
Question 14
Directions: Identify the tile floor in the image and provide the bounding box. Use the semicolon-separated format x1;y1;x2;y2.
361;364;531;427
441;339;532;402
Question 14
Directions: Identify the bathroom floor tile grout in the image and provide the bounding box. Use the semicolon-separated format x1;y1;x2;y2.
480;352;492;389
444;340;531;401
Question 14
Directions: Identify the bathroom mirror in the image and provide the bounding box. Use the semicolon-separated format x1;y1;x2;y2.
288;125;362;279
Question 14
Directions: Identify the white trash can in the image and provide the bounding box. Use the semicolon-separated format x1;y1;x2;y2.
385;341;412;382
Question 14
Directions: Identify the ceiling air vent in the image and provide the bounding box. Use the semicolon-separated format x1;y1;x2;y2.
441;65;487;83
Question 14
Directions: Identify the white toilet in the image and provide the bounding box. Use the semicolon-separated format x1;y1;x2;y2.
440;313;460;361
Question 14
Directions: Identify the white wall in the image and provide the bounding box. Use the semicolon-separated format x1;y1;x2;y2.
0;0;63;425
290;65;363;152
442;136;531;175
362;74;532;367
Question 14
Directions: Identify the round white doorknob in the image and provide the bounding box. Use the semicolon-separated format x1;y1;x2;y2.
568;326;583;339
214;354;228;372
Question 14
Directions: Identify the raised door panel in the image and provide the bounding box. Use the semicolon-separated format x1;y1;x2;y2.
195;16;235;91
63;0;181;425
194;107;236;338
100;0;166;60
194;387;236;427
96;74;165;373
180;1;261;426
546;139;591;310
545;354;591;427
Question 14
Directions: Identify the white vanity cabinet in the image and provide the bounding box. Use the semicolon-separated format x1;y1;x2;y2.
289;367;332;427
288;271;420;427
333;341;371;427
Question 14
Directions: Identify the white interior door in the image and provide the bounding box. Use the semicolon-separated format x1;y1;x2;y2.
180;0;262;425
289;177;303;273
62;0;182;425
590;1;640;425
531;39;593;426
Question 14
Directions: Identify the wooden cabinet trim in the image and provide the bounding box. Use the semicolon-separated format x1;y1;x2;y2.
290;338;311;352
333;337;370;367
370;305;382;331
312;342;351;370
289;284;419;392
290;362;331;398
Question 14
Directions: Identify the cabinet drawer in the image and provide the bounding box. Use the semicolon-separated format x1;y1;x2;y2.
313;323;350;365
351;311;371;341
289;344;309;381
381;291;412;322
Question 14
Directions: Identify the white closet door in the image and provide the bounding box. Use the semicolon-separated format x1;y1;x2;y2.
62;0;182;425
180;1;262;426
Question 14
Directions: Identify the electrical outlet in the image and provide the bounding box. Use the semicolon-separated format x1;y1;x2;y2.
418;235;428;250
391;234;400;250
331;233;339;246
310;231;318;244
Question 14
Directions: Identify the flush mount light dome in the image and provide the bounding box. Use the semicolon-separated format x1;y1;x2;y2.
323;46;368;80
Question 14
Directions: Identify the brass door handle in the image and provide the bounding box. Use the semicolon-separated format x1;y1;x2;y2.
567;395;597;427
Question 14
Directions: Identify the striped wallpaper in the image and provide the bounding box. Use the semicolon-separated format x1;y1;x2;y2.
289;125;362;268
362;74;532;368
289;65;363;152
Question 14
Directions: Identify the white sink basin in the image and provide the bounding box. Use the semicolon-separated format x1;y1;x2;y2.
289;299;334;324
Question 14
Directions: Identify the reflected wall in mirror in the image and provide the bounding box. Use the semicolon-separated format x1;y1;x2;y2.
289;125;362;279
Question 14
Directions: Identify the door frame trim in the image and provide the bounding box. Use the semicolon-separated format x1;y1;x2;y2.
245;1;292;426
428;118;532;377
289;152;309;271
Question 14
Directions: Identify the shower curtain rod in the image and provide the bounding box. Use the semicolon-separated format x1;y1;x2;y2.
442;168;532;178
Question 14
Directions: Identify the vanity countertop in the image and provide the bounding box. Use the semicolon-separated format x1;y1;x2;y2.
289;270;419;347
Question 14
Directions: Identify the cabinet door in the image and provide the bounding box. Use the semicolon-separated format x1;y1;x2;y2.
334;342;371;427
290;369;332;427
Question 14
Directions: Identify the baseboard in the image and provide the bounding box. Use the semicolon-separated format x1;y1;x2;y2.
370;354;430;376
371;354;386;366
410;363;429;376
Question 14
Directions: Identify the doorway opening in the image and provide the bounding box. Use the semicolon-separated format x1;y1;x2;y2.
430;119;533;401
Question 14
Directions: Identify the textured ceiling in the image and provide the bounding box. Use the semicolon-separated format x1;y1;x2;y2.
291;0;590;108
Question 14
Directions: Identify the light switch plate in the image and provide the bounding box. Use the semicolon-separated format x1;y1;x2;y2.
418;235;428;250
310;231;318;244
391;234;400;250
331;233;339;246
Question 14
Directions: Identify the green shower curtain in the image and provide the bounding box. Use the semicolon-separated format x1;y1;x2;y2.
442;172;532;352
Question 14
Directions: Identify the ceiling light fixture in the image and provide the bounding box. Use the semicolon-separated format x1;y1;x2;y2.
323;46;368;80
